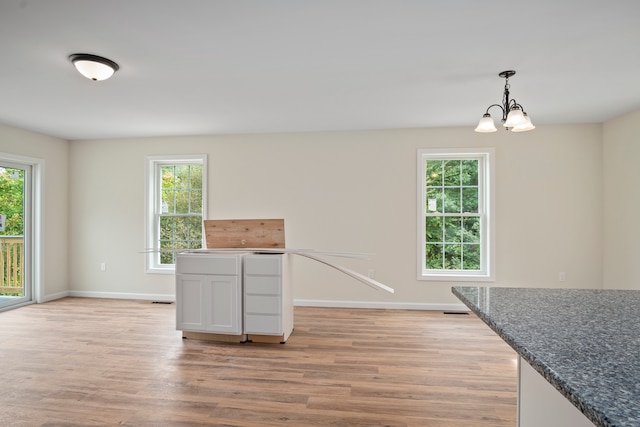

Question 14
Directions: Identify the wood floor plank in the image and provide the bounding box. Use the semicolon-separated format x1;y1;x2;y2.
0;298;516;426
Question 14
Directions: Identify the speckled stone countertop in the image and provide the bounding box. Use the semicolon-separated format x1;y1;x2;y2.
452;286;640;427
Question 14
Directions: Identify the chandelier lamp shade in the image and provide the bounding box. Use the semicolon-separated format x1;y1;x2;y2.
474;70;535;133
69;53;119;81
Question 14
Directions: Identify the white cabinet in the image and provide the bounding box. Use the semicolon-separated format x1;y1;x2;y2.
176;253;243;336
243;254;293;342
518;357;595;427
176;252;293;343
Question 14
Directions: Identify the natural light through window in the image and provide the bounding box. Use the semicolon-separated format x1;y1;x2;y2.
145;155;207;273
417;148;494;281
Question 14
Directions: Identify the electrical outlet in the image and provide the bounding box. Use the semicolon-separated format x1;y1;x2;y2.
100;262;106;272
559;271;566;282
368;269;375;279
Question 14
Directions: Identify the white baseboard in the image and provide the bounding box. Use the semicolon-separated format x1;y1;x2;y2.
39;290;70;303
41;292;466;311
293;299;468;311
68;290;175;302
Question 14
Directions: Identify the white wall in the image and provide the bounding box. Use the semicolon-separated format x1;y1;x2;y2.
0;124;69;300
69;123;603;307
603;109;640;289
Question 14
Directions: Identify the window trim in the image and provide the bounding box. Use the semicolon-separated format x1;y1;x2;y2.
417;148;495;282
145;154;207;274
0;152;43;307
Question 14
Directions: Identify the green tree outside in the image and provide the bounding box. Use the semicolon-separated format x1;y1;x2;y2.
424;159;481;270
0;168;24;236
159;164;203;264
0;167;24;295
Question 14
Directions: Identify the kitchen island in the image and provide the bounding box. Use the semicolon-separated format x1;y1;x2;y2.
452;286;640;427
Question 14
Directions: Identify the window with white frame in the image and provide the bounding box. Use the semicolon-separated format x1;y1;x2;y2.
145;155;207;273
417;148;494;281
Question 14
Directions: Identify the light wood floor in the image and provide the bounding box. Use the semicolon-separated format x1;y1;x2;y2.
0;298;517;426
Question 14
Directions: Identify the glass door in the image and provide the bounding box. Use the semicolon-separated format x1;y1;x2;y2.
0;162;31;310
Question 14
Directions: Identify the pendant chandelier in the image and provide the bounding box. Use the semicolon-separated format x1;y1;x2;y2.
475;70;535;133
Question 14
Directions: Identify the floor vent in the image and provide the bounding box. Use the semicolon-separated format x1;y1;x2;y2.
443;311;469;315
152;301;174;304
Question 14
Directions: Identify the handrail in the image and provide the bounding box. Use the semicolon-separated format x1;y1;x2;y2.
0;236;23;295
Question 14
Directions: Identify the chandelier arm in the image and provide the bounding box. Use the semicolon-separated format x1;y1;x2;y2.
511;101;527;113
484;103;505;116
508;99;525;109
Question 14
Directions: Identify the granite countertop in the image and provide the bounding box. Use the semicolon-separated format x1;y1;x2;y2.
452;286;640;427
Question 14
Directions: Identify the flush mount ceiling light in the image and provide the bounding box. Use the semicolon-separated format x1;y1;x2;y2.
69;53;119;81
475;70;535;133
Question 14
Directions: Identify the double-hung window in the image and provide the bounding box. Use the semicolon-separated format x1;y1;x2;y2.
145;155;207;273
417;148;494;281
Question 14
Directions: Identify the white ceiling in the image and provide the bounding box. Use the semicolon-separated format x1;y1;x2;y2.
1;0;639;141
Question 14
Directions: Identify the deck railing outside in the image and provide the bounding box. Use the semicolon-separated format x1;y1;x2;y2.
0;236;23;296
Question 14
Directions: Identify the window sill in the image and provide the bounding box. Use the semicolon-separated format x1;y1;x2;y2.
418;273;494;282
146;266;176;275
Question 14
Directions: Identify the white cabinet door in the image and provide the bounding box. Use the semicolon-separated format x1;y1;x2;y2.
176;253;243;336
176;275;206;331
176;274;242;334
205;275;241;334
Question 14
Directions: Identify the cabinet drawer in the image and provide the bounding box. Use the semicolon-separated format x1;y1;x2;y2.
244;255;282;275
245;314;282;335
245;295;280;314
244;276;281;295
176;254;240;275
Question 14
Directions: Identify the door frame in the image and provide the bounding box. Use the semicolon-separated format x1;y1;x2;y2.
0;152;44;310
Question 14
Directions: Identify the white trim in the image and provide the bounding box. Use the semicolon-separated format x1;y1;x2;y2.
0;300;35;313
420;273;494;282
69;290;175;302
33;159;44;303
40;290;70;303
294;299;469;311
144;154;208;274
0;152;45;305
36;292;467;312
417;147;495;282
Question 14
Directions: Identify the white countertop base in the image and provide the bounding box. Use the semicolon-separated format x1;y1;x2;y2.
519;356;594;427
